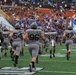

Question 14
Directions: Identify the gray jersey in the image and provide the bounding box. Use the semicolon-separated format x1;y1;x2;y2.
26;29;43;44
12;30;23;41
65;30;74;40
64;30;74;50
20;29;25;47
45;32;57;41
45;33;50;40
3;31;9;50
26;29;43;58
50;34;56;41
3;31;9;41
50;34;56;47
45;32;57;47
44;33;50;46
12;30;23;55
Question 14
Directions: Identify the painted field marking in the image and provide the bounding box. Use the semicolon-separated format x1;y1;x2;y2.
1;58;76;63
41;53;66;57
61;49;66;50
40;70;76;74
61;48;76;51
1;67;43;71
0;67;43;75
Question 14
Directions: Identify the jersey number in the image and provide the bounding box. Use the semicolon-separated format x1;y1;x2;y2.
29;34;40;40
3;34;8;38
66;33;73;38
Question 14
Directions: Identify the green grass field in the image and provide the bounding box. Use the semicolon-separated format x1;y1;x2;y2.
0;44;76;75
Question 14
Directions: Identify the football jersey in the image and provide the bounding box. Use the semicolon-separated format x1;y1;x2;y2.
65;30;74;40
26;29;43;43
12;30;23;41
3;32;9;39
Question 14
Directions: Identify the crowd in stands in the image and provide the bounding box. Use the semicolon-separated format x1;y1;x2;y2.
0;3;76;35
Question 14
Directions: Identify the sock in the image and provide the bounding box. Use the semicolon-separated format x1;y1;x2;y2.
10;48;12;53
36;56;38;63
53;47;55;55
15;55;19;64
12;54;15;61
20;51;23;55
31;61;35;68
22;50;24;55
11;51;14;58
50;49;52;55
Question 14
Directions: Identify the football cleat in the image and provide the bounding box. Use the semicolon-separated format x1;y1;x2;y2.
50;54;52;58
14;63;16;67
53;54;55;57
32;67;36;72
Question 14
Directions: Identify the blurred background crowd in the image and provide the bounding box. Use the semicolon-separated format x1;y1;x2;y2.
0;0;76;43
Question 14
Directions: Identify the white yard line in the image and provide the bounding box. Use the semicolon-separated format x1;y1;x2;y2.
61;48;76;51
1;59;76;63
0;67;42;75
40;70;76;74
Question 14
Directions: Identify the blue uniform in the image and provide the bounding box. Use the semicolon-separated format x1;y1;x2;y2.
71;18;76;31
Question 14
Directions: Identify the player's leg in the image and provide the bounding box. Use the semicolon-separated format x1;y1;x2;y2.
14;42;21;67
20;40;25;56
10;40;14;58
50;47;52;58
3;42;7;56
53;43;56;57
36;42;43;63
66;40;73;60
29;44;39;72
11;48;15;61
5;41;9;57
0;47;1;59
50;41;52;58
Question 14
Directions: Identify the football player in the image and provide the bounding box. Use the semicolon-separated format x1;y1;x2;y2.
9;24;24;67
62;26;75;60
23;22;45;72
0;29;4;59
3;28;10;56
